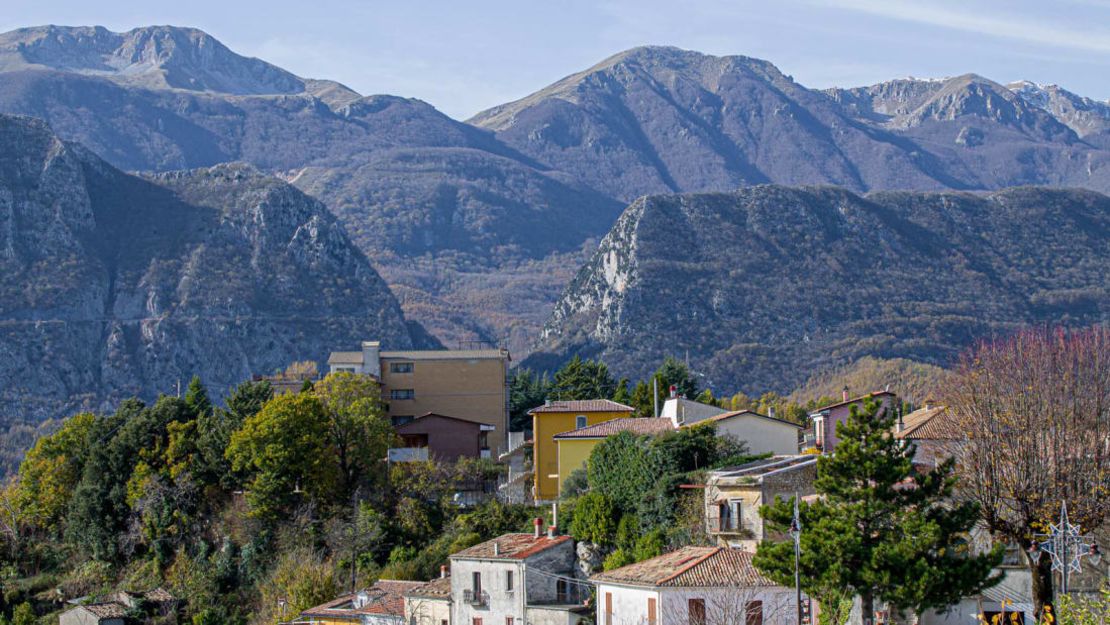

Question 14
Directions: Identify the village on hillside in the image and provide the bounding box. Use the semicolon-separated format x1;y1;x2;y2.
51;330;1096;625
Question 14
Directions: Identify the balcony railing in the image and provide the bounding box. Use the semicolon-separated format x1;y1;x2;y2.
708;517;750;535
463;589;489;607
387;447;429;462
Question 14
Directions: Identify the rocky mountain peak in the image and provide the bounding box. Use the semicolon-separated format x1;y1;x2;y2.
0;25;358;99
1007;80;1110;137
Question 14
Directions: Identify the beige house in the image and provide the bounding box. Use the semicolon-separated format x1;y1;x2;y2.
690;410;802;456
404;575;452;625
328;341;511;453
703;456;818;551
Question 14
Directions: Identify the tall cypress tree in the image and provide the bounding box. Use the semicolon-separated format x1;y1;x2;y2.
753;399;1002;622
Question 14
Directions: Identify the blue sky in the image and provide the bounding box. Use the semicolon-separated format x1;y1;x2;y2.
5;0;1110;119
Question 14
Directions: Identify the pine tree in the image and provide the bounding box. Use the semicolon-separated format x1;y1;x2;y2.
612;378;632;406
551;356;616;400
753;399;1002;621
185;375;212;418
653;357;698;400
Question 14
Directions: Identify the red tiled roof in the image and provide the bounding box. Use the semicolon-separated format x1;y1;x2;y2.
81;602;130;618
554;417;674;439
404;576;452;599
895;405;963;440
301;580;425;619
696;410;803;429
811;391;896;414
529;400;634;414
451;533;572;560
591;547;777;588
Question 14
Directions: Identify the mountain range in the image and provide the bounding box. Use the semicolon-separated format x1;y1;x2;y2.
2;25;1110;411
0;113;427;421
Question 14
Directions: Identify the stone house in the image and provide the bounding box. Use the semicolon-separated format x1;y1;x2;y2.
690;410;802;456
703;455;818;551
59;603;128;625
449;519;589;625
591;546;795;625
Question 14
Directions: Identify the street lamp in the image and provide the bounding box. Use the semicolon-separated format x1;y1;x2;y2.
1030;502;1099;594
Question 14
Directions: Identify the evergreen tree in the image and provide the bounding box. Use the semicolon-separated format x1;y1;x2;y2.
653;357;698;400
509;369;549;431
185;375;212;418
612;378;632;406
753;399;1002;621
629;380;654;417
550;356;616;400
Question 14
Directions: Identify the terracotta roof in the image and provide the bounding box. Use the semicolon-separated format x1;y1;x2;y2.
529;400;635;414
81;602;130;618
360;580;425;615
301;580;425;619
451;533;572;560
140;588;176;604
811;391;896;414
696;410;803;429
404;576;452;599
554;417;674;439
895;405;963;440
591;547;777;588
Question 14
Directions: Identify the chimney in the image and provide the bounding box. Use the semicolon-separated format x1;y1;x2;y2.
493;542;500;556
842;386;850;402
440;565;448;579
548;525;557;539
768;406;776;419
669;385;678;399
545;399;551;406
361;341;381;377
533;517;543;539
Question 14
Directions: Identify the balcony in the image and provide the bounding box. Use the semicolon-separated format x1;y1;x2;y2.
708;517;751;536
463;589;489;607
387;447;429;462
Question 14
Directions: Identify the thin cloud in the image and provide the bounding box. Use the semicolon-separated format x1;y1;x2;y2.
816;0;1110;54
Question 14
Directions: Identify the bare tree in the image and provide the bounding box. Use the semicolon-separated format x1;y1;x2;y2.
947;326;1110;618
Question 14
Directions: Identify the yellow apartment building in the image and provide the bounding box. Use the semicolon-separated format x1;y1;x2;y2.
328;341;510;454
528;399;634;501
553;417;675;495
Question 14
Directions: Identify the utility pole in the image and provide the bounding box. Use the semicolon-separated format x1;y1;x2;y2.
653;377;659;418
791;492;803;625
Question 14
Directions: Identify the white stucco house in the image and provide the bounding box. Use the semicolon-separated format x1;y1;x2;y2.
690;410;802;456
449;520;590;625
591;546;795;625
661;397;728;427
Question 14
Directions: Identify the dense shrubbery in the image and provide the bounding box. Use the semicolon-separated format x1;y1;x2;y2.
0;373;539;624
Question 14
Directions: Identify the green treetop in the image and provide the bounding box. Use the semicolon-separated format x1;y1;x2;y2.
753;399;1002;622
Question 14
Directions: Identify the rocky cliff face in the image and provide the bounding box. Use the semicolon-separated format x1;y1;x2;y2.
0;27;623;350
0;114;426;421
527;186;1110;393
